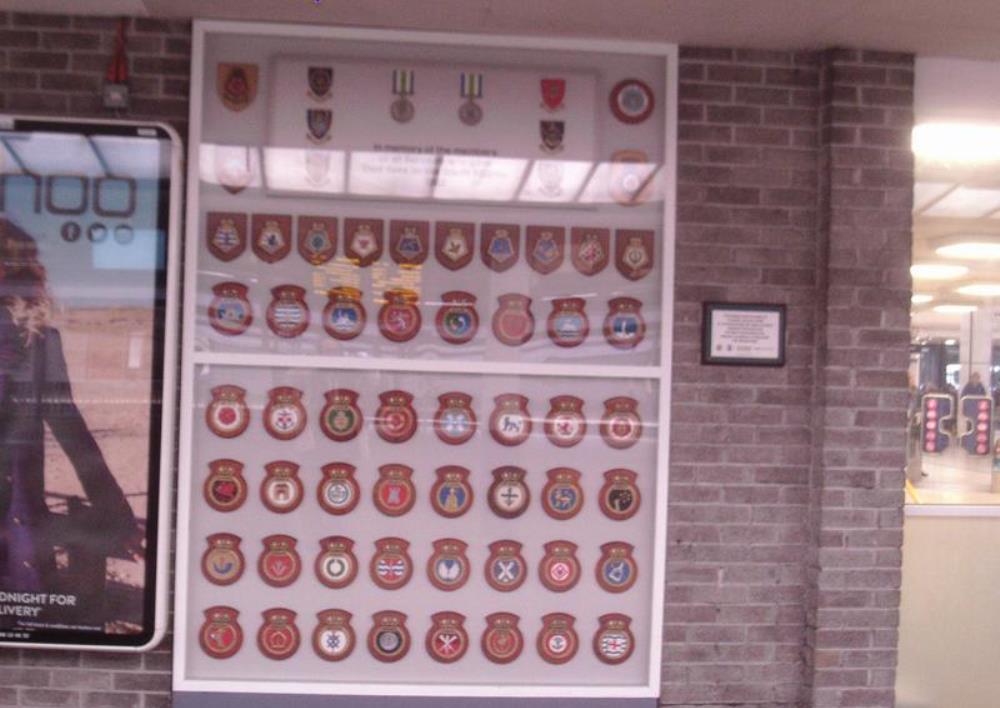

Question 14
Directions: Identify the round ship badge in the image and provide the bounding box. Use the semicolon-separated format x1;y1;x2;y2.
208;282;252;336
370;537;413;590
203;459;247;512
544;395;587;448
435;291;479;345
313;609;355;662
488;466;530;519
604;297;647;350
541;467;584;521
430;466;474;518
266;285;309;339
427;538;470;591
315;535;358;589
319;389;363;442
594;613;635;664
537;612;579;665
373;464;416;517
600;397;643;449
485;540;526;592
433;392;476;445
323;287;366;341
199;606;243;659
201;533;244;586
481;612;523;664
539;540;581;592
597;541;638;593
317;462;360;515
257;608;300;661
260;460;304;514
375;390;418;443
491;293;534;346
263;386;307;441
489;393;532;446
368;611;410;663
427;611;468;664
599;468;641;521
205;385;250;439
609;78;654;125
546;297;589;348
377;289;421;343
258;534;301;588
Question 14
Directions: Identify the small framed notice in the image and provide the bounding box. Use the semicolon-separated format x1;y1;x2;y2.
701;302;786;367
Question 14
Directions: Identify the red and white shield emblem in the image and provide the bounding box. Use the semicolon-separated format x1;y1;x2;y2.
427;538;470;591
208;281;252;336
368;611;410;663
488;466;530;519
539;540;580;592
315;535;358;589
481;613;523;664
426;611;468;664
485;540;526;592
541;467;584;521
540;78;566;112
369;537;412;590
205;384;250;438
258;534;301;588
344;218;384;267
544;395;587;447
525;225;565;274
203;459;247;512
206;212;247;262
435;291;479;345
257;608;300;661
266;284;310;338
615;228;654;280
251;213;292;263
600;396;642;449
319;388;363;442
200;606;243;659
596;541;638;593
389;220;430;266
547;297;589;348
317;463;360;515
604;297;647;350
323;286;366;341
263;386;307;441
481;223;520;272
260;460;303;514
375;389;417;443
373;464;416;516
594;613;635;664
201;533;244;586
431;466;474;518
492;293;534;346
433;392;476;445
537;613;578;664
571;227;610;276
435;222;474;270
297;215;337;265
378;289;422;342
599;468;641;521
489;393;532;446
313;609;355;662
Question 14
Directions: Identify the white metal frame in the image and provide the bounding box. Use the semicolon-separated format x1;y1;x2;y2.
0;114;183;652
174;19;677;698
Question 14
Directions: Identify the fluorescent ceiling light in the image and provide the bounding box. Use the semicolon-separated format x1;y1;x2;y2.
933;304;977;314
957;283;1000;297
911;263;969;280
913;122;1000;164
936;241;1000;259
911;293;934;304
946;339;958;345
921;186;1000;219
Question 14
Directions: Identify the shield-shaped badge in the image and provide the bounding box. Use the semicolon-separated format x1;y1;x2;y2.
488;466;530;519
540;78;566;112
370;537;412;590
213;145;254;194
307;109;333;144
266;285;310;339
596;541;638;593
600;397;642;449
433;392;477;445
375;390;418;443
201;533;244;586
427;538;470;591
599;468;641;521
373;464;416;517
319;389;363;442
263;386;307;441
205;385;250;439
200;606;243;659
435;291;478;345
208;282;252;337
258;608;300;661
541;468;584;521
250;213;292;263
570;227;610;276
260;460;303;514
615;229;654;280
481;223;520;272
297;215;337;265
217;63;258;112
544;396;587;448
427;611;468;664
435;222;474;270
610;149;654;206
313;609;354;662
344;218;385;267
258;535;301;588
305;149;332;187
430;466;474;518
594;613;635;664
540;120;565;153
368;611;410;663
525;226;565;274
389;220;430;266
485;540;526;592
317;464;360;516
307;66;333;101
481;613;523;664
537;613;578;665
315;536;358;589
323;287;366;341
603;297;647;350
489;393;532;446
203;459;247;512
546;297;589;348
539;540;581;592
492;293;534;346
377;289;422;343
205;211;247;263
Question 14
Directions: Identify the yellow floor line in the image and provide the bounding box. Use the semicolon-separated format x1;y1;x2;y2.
906;479;921;504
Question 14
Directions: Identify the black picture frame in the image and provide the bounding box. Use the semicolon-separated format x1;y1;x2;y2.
701;302;787;367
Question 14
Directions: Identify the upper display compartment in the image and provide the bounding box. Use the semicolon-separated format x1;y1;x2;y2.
193;30;673;369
